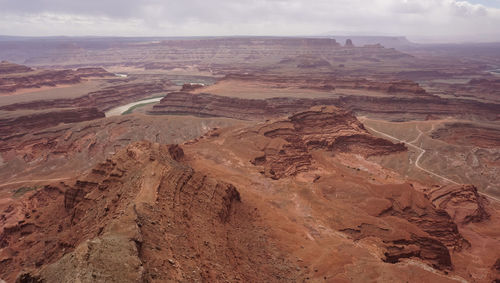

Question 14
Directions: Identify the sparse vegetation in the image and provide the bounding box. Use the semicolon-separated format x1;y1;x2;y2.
346;165;361;171
12;186;38;198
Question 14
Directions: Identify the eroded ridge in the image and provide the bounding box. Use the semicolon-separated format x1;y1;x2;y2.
1;141;297;282
251;106;407;179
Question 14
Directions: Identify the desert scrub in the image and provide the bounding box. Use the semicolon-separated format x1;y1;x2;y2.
12;186;38;198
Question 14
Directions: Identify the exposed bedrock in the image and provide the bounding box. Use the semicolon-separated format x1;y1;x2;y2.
0;107;105;138
0;62;112;93
1;141;296;282
0;61;33;74
220;73;427;95
424;185;490;225
339;184;469;271
430;122;500;148
0;81;171;112
248;106;407;179
150;91;499;121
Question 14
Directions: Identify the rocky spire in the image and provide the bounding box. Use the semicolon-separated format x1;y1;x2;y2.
345;39;354;47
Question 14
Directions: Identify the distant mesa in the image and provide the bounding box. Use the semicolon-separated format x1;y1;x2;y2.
0;107;105;138
150;74;499;121
180;83;205;92
345;39;354;47
0;61;33;74
0;80;173;112
324;35;415;49
0;63;114;93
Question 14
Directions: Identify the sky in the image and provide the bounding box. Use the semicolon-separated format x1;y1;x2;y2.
0;0;499;43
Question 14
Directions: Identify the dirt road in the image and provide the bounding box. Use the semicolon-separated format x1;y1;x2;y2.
365;125;500;203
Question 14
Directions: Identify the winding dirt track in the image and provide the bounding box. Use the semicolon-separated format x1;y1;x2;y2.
365;125;500;203
0;178;71;189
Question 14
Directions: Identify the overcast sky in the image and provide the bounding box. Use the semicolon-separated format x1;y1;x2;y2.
0;0;499;43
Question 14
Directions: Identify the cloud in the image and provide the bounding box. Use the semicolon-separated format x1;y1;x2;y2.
0;0;499;42
450;0;488;16
391;1;432;14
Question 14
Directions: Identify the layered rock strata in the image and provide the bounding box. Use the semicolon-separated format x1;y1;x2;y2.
0;108;105;138
0;141;297;282
150;91;499;121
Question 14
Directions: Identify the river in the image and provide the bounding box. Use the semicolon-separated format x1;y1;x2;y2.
105;97;164;117
489;68;500;75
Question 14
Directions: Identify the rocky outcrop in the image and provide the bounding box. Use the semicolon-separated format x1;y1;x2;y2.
469;77;500;86
150;92;285;119
1;36;416;72
0;65;113;93
0;61;32;74
159;37;341;49
0;141;297;282
383;236;452;269
293;56;332;69
378;187;468;251
430;123;500;148
183;107;485;276
338;184;468;271
424;185;490;225
1;108;498;281
337;95;500;121
0;108;105;138
221;74;428;95
239;73;499;119
493;258;500;281
424;76;500;104
345;39;354;47
250;106;406;179
0;69;80;93
180;83;205;92
151;86;498;122
0;114;241;184
0;81;171;112
74;67;112;78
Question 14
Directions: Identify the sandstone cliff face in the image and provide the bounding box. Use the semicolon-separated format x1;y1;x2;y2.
337;95;499;120
221;74;428;95
0;141;297;282
0;69;80;93
150;91;330;120
74;67;112;78
151;89;499;122
0;108;105;138
456;77;500;103
1;106;499;282
0;114;241;184
431;123;500;148
158;37;341;49
1;36;417;74
181;107;500;280
0;81;171;112
294;56;332;69
0;64;113;93
180;83;205;92
150;92;272;119
424;185;490;225
345;39;354;47
206;74;498;120
423;76;500;104
0;61;32;74
252;106;406;179
373;185;469;269
339;184;467;271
